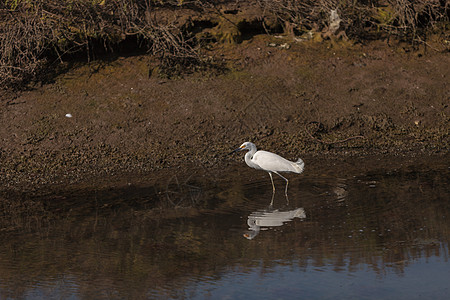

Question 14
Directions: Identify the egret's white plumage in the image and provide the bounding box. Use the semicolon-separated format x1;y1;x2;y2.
230;142;304;197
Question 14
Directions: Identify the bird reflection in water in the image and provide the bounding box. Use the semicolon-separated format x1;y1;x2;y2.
243;206;306;240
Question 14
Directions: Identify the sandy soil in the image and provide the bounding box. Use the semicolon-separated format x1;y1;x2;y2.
0;36;449;191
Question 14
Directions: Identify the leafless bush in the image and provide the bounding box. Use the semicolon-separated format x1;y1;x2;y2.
383;0;449;36
258;0;449;39
0;0;213;89
0;1;448;89
0;2;51;87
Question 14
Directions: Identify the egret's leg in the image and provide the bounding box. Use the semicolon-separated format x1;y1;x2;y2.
268;172;276;194
274;172;289;196
269;192;275;207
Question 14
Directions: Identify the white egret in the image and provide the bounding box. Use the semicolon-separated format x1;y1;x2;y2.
230;142;305;196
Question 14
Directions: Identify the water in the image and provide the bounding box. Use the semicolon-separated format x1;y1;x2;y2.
0;158;449;299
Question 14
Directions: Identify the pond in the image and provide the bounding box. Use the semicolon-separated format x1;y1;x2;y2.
0;157;449;299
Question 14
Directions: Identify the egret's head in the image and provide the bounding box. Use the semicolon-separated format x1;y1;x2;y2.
239;142;252;150
229;141;253;154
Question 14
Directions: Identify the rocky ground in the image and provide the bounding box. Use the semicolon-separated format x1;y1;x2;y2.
0;35;449;193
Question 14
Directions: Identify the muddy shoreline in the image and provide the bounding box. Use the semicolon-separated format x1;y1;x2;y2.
1;37;449;192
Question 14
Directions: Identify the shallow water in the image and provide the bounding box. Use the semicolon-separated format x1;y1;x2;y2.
0;159;449;299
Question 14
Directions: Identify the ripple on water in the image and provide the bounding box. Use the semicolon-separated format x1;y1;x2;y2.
0;163;448;299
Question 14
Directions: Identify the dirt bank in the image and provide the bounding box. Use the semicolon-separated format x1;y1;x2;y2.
0;36;449;191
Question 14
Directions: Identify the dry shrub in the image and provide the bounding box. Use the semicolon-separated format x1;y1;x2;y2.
0;2;52;87
383;0;448;35
0;1;448;89
0;0;209;89
258;0;449;39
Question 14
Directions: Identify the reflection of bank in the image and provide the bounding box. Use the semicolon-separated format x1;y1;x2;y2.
244;207;306;240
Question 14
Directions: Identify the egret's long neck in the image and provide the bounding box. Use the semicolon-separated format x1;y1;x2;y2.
244;145;258;169
244;151;253;166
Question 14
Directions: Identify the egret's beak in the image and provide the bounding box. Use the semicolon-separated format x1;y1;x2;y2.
229;147;242;155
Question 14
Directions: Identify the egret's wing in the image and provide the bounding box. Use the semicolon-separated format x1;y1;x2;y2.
252;151;297;173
